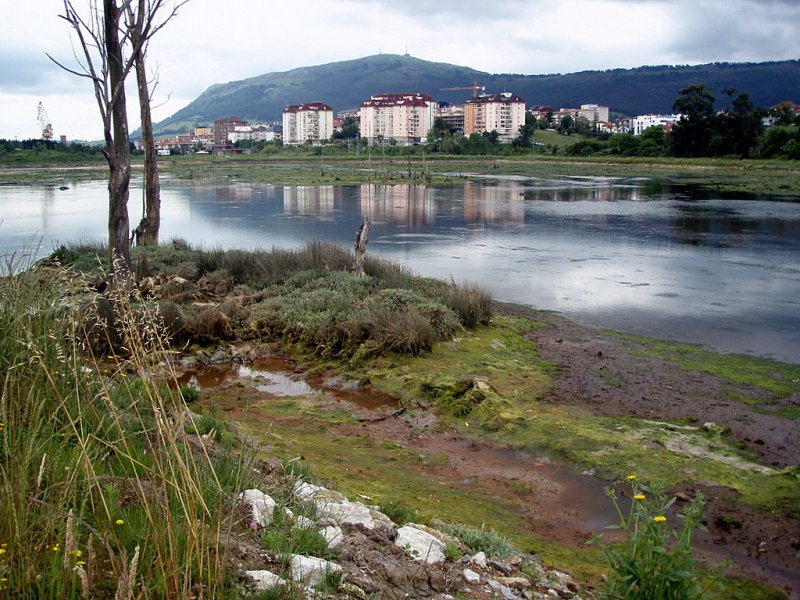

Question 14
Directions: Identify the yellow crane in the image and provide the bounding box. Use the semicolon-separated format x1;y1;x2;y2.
440;82;485;98
37;102;54;140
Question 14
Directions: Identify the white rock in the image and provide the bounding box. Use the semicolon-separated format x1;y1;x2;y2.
245;569;286;591
290;554;341;587
395;525;446;564
462;568;481;583
320;524;344;548
488;579;518;600
471;551;488;569
293;481;346;503
284;507;295;521
238;489;276;527
294;515;316;529
315;499;375;529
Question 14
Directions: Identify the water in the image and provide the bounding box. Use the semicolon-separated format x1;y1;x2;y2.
2;175;799;363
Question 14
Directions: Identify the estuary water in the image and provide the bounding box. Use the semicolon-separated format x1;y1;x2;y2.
2;175;799;363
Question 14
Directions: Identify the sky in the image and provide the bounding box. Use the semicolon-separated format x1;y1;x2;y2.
1;0;798;141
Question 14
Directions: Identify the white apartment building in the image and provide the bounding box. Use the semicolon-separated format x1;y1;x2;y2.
359;92;436;146
579;104;610;124
464;92;526;143
629;114;683;135
282;103;334;145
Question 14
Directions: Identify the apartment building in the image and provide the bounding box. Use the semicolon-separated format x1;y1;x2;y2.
213;117;247;145
282;103;334;145
228;124;277;144
628;114;683;135
359;92;436;146
464;92;526;143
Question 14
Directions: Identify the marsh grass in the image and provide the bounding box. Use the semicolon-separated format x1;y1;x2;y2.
0;257;253;598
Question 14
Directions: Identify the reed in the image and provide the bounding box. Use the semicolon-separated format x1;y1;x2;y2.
0;256;253;598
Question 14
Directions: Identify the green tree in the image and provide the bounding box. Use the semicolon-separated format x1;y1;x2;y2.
559;115;574;135
513;112;537;148
669;83;715;157
637;125;667;157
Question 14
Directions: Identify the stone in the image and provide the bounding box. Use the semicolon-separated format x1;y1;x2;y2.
294;515;316;530
290;554;341;587
320;524;344;548
462;568;481;584
244;569;286;591
471;551;488;569
395;525;446;564
488;558;514;575
487;579;518;600
238;489;276;527
293;481;347;503
498;576;532;590
315;499;375;529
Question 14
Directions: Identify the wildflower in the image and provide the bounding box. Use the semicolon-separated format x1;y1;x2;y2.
0;548;5;555
51;544;60;552
115;519;124;526
76;560;86;566
72;550;82;558
626;475;637;481
633;494;646;501
654;516;667;523
0;422;5;431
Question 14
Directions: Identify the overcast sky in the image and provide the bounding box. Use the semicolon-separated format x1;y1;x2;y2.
1;0;798;141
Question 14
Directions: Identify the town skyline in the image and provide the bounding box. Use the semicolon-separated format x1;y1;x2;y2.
1;0;798;141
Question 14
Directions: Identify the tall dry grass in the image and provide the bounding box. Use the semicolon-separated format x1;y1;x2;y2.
0;255;251;598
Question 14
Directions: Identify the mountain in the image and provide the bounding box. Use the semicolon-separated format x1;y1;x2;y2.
154;54;800;135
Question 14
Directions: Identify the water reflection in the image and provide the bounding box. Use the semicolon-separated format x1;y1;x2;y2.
1;177;798;362
283;186;336;217
360;183;435;226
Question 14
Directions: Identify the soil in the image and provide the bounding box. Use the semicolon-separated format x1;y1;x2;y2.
186;303;800;598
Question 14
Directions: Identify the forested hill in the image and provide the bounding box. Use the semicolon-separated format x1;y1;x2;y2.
154;54;800;135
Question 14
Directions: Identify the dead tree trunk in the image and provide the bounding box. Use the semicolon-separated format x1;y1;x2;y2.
132;3;160;246
105;0;133;290
354;216;370;277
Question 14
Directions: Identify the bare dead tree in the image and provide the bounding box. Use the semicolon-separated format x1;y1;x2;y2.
354;216;371;277
48;0;187;286
126;0;189;246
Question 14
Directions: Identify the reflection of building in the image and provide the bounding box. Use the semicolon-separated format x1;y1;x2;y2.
282;186;335;216
464;92;526;143
359;93;436;146
462;182;526;224
282;103;334;145
359;184;435;226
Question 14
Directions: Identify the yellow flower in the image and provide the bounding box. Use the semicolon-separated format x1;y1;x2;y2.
626;475;637;481
654;516;667;523
51;544;60;552
115;519;124;526
0;422;5;431
634;494;646;501
76;560;86;566
0;548;5;555
72;550;82;558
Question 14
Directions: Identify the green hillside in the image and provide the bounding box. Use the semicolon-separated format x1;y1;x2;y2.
154;54;800;135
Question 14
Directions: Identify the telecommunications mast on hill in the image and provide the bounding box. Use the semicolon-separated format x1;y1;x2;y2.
37;102;54;140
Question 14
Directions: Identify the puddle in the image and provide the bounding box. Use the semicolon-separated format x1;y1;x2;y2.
177;356;398;410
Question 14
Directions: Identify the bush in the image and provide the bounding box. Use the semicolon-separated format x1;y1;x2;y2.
442;523;515;559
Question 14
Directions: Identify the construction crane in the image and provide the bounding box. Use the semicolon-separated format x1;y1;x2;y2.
37;102;54;140
440;81;485;98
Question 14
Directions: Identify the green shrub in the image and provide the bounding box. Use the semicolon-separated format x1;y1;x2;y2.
442;523;515;559
593;476;718;600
